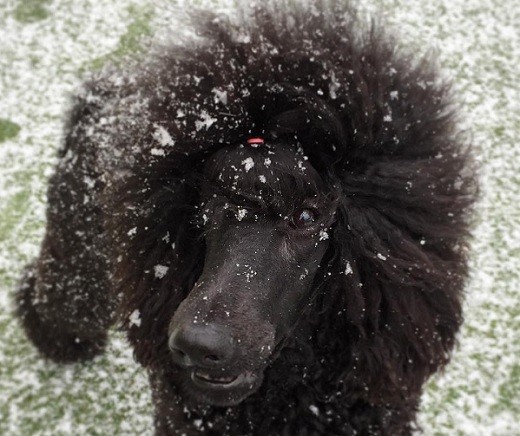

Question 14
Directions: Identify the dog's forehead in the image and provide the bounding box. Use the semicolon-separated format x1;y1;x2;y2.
202;143;325;203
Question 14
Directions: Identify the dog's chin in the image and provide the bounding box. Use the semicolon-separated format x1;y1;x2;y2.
180;369;263;407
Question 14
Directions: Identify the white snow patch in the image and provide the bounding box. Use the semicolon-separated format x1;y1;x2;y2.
150;147;165;156
129;309;142;327
242;157;254;172
152;124;175;146
162;232;170;243
193;419;203;430
236;208;247;221
195;111;217;131
329;71;341;99
212;88;228;105
154;264;169;279
83;176;95;189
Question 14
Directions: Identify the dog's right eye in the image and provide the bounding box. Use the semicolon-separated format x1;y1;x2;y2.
290;208;318;229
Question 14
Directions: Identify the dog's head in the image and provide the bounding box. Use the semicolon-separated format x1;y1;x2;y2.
109;8;476;409
168;141;338;406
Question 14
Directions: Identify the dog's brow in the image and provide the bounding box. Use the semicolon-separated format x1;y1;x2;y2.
206;183;266;208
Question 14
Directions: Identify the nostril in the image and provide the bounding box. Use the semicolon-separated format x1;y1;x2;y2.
204;354;220;363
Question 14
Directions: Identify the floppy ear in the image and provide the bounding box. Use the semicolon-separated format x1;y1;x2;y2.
327;150;475;405
106;158;205;367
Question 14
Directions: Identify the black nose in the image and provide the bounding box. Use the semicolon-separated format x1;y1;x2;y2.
169;323;235;368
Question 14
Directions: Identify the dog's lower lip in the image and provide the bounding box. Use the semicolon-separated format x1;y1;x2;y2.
193;369;238;385
185;369;262;406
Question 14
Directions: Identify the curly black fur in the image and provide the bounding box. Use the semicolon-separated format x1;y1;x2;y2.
15;2;477;435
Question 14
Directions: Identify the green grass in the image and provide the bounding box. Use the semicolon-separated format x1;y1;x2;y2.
0;119;21;143
13;0;52;23
85;5;154;72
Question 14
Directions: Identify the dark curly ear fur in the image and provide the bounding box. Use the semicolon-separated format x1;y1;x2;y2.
16;265;108;363
17;1;477;434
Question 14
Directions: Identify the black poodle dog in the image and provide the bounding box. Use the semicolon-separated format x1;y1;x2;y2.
15;2;477;435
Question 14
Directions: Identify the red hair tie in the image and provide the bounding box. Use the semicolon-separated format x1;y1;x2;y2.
246;137;264;145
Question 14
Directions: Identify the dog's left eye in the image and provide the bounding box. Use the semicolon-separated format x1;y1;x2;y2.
290;208;318;229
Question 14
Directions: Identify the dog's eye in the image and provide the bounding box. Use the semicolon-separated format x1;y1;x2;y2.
290;208;318;229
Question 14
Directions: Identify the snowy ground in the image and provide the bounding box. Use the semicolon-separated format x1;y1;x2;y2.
0;0;518;434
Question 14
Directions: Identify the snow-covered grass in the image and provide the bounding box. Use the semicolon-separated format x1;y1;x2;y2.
0;0;518;434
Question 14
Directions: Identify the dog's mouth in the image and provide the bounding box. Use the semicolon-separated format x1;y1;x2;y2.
190;368;255;390
179;367;262;406
191;369;239;387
